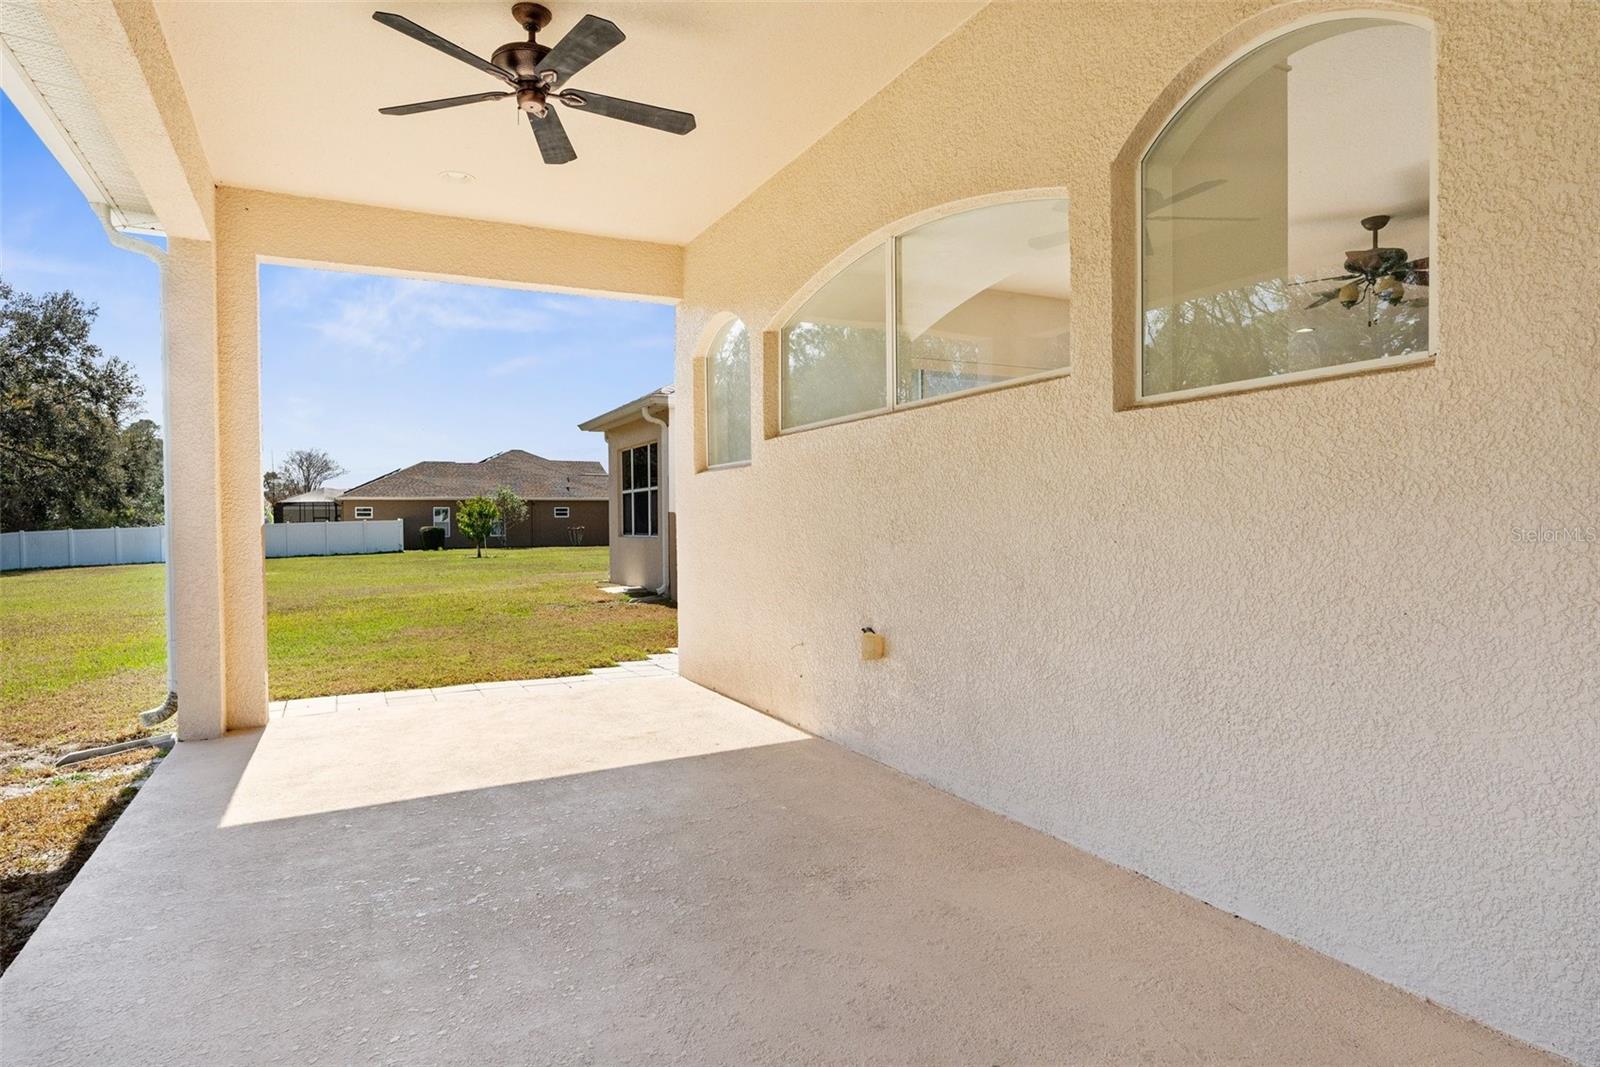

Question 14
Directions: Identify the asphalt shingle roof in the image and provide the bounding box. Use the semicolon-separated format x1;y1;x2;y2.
341;450;608;501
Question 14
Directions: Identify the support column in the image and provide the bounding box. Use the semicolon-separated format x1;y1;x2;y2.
216;223;269;730
164;238;228;740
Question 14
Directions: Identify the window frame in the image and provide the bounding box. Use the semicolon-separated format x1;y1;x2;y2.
553;506;571;519
352;506;374;520
776;192;1073;436
432;506;451;537
619;442;659;538
1131;12;1438;407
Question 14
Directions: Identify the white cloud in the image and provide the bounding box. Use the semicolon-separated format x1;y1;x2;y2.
284;272;561;359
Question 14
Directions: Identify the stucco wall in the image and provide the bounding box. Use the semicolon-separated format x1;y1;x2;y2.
673;1;1599;1061
604;418;668;590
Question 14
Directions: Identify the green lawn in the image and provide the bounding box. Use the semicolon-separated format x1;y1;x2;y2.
0;546;675;969
1;546;676;749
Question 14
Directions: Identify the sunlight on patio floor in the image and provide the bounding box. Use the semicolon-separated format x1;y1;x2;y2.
0;674;1555;1065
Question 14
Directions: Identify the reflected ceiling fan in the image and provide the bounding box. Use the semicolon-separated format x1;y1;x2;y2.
1301;214;1428;325
1139;179;1258;255
372;3;696;164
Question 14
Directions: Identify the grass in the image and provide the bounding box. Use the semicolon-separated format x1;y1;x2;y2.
0;546;676;969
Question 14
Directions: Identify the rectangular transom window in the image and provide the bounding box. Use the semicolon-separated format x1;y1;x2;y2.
779;197;1070;432
620;443;658;537
553;506;570;518
1138;19;1433;401
352;506;373;519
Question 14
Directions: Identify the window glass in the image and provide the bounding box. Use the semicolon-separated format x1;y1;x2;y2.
705;318;751;466
1140;19;1432;399
620;443;658;537
781;247;887;429
896;199;1070;404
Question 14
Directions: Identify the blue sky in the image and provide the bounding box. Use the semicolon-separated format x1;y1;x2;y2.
2;92;674;488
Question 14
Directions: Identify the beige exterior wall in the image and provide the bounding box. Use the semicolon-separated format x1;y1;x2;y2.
673;2;1599;1062
602;417;669;591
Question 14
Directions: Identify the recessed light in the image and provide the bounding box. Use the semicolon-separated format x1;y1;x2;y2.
439;170;475;184
1294;326;1316;334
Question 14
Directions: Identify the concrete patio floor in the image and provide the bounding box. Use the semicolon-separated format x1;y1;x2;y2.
1;671;1554;1065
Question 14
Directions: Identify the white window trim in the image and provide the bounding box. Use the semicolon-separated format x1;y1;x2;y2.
432;506;451;536
776;191;1073;436
352;506;374;519
702;318;755;471
1130;11;1439;407
553;506;571;518
619;442;660;539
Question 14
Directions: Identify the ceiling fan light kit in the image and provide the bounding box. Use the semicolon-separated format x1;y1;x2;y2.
1302;213;1429;326
373;3;697;165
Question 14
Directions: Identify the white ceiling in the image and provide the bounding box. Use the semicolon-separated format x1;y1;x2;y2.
153;1;980;245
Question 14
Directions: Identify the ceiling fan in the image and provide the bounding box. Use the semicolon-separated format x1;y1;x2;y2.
1302;214;1428;325
372;3;696;165
1139;179;1257;255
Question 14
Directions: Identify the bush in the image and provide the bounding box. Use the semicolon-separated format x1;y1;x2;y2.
419;525;445;550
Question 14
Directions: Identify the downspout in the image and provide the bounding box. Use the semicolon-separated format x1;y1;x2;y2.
93;205;179;729
639;401;670;598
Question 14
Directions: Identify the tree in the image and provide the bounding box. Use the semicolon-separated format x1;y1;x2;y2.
457;495;499;558
276;448;345;495
490;486;527;546
262;469;294;507
0;279;162;530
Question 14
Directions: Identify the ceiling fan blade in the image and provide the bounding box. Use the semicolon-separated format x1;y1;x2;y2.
379;91;513;116
535;14;625;85
529;108;577;165
1299;273;1359;285
1027;231;1069;251
1144;178;1226;212
1144;214;1259;222
558;90;695;134
372;12;517;86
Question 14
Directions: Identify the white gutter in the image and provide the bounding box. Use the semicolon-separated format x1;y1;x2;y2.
94;206;178;727
639;401;671;598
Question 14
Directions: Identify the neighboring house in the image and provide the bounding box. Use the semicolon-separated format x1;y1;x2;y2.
579;387;673;597
272;487;341;524
339;450;608;551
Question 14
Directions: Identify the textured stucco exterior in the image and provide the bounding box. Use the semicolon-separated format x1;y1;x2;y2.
600;416;670;592
673;2;1600;1062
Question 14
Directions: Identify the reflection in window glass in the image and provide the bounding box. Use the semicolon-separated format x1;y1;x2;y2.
1140;19;1432;399
780;248;887;430
705;318;751;466
896;199;1070;404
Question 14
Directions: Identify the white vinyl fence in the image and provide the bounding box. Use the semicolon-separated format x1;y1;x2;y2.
1;520;403;572
263;520;403;559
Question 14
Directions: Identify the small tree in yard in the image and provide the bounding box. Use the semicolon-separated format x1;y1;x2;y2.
457;496;499;558
491;486;526;545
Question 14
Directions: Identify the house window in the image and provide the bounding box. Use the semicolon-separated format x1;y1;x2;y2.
779;196;1069;431
352;506;374;519
1138;18;1434;402
490;519;505;538
432;506;450;536
553;506;571;518
620;442;658;537
705;318;751;466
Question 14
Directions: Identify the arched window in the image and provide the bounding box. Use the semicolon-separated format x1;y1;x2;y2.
704;317;751;467
780;196;1070;432
1139;18;1434;401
